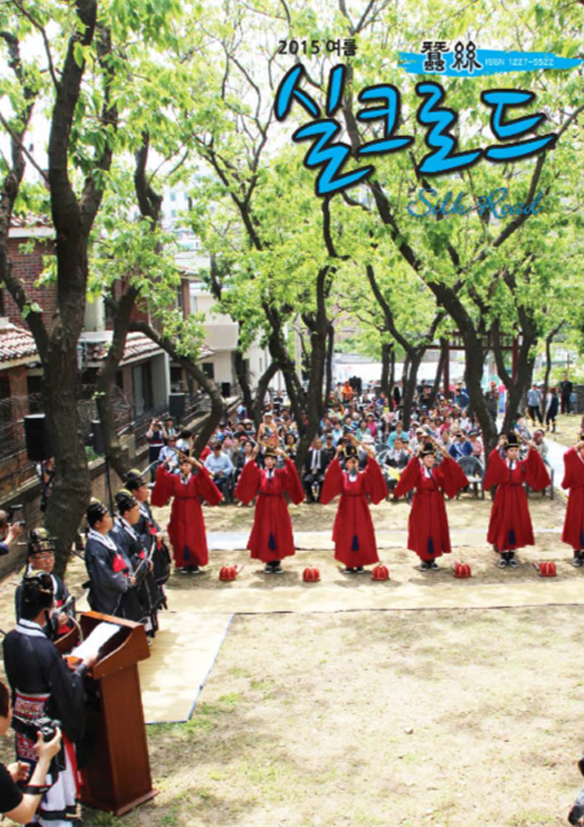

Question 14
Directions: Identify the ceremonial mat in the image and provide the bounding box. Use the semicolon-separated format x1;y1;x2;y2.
166;577;584;615
139;612;233;724
207;527;564;551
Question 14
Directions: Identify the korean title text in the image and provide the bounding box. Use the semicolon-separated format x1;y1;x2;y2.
274;63;557;197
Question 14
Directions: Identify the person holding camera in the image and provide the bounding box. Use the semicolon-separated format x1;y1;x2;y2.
0;679;62;824
0;511;23;557
3;572;96;826
146;418;166;481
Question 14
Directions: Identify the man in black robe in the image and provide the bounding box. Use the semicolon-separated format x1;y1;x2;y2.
125;469;170;610
4;572;96;827
15;530;74;638
84;499;141;620
110;489;159;635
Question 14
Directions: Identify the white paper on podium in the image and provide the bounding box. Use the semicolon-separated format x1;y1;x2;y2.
70;622;122;661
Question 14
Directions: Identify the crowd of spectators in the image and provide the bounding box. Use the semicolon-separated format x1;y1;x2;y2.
147;376;557;505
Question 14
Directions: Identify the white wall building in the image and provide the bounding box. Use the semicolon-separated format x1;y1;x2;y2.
177;252;274;397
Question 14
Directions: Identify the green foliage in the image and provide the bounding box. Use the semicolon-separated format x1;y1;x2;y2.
2;0;582;378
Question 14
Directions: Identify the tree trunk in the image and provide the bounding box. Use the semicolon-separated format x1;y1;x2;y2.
324;322;335;410
401;350;423;429
503;356;535;433
431;338;448;407
266;318;307;436
389;346;395;394
94;286;139;479
251;361;279;427
43;349;91;576
542;324;563;420
233;350;253;414
491;324;538;434
464;339;497;455
380;341;391;397
297;312;328;470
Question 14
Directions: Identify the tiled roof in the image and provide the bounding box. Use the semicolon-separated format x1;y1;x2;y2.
0;324;214;370
121;333;163;365
0;322;38;365
84;332;214;366
10;214;52;229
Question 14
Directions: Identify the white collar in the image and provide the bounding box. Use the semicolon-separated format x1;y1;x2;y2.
16;619;47;638
120;517;137;539
88;528;117;551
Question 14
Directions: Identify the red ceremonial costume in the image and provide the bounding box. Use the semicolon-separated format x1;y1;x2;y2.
320;457;388;567
561;448;584;550
394;455;469;561
152;465;222;567
235;457;304;562
484;448;550;551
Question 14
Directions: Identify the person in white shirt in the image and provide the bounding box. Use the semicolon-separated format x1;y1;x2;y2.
204;443;235;501
158;435;180;471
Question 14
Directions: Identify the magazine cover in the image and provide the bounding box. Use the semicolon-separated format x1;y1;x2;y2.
0;1;583;825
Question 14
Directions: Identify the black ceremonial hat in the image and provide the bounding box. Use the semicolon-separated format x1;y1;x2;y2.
21;570;54;612
28;528;56;555
87;498;108;526
343;444;358;460
125;468;146;490
421;442;435;456
504;433;519;449
115;489;138;513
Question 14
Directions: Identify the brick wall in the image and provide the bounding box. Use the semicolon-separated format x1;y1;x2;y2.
5;238;56;325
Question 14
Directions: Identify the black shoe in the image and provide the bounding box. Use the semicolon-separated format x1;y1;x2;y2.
356;566;364;573
419;561;431;571
507;556;519;569
343;567;358;574
572;553;583;568
429;561;440;571
497;557;508;569
272;563;283;574
264;564;273;574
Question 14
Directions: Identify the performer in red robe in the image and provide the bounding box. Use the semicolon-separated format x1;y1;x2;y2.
484;432;550;568
234;445;304;573
394;439;469;570
561;437;584;566
152;453;222;573
320;439;388;573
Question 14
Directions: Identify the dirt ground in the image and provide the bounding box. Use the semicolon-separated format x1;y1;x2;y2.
548;413;583;448
0;488;583;826
91;606;584;827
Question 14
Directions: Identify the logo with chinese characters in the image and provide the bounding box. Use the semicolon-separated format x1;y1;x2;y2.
399;41;583;76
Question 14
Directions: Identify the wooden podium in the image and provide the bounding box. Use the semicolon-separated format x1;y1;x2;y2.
65;612;156;815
